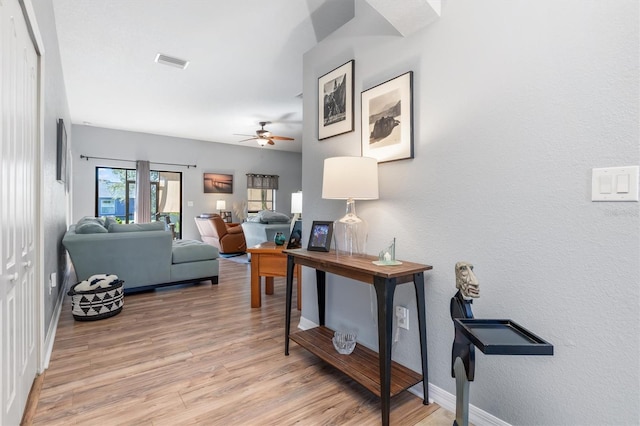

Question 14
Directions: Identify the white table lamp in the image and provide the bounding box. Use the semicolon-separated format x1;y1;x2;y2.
216;199;226;215
322;156;378;256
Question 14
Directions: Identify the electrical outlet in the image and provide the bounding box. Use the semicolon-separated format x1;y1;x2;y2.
395;306;409;330
49;272;57;295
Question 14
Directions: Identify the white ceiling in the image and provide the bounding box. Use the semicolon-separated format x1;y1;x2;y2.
52;0;356;152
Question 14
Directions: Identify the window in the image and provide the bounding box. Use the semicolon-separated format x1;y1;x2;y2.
247;188;275;213
95;167;183;237
246;173;278;214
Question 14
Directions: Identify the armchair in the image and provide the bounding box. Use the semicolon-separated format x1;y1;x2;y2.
195;215;246;254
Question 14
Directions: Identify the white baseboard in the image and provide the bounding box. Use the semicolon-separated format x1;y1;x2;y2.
41;271;69;372
298;316;508;426
42;292;63;371
409;382;510;426
297;315;317;330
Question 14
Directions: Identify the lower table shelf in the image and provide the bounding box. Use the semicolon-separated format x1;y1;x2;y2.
289;326;422;398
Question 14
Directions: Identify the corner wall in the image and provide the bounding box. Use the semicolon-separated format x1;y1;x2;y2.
70;125;302;241
301;0;639;424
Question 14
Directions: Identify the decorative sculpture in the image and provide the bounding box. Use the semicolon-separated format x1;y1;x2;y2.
373;238;402;265
450;261;479;426
449;262;553;426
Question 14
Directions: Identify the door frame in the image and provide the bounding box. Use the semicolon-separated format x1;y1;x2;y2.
18;0;45;374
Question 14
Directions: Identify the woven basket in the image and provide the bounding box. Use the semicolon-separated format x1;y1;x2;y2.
68;280;124;321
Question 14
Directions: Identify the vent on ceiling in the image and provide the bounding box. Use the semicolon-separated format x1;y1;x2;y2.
154;53;189;70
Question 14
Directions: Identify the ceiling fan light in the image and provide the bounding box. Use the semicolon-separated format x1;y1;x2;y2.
257;138;269;147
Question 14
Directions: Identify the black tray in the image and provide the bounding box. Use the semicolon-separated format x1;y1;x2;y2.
454;319;553;356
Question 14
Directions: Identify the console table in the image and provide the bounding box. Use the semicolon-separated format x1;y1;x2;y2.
283;249;432;426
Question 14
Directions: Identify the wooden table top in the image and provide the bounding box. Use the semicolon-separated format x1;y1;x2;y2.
246;241;289;254
283;249;432;284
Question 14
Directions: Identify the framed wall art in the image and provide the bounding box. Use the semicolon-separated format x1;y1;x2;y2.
203;173;233;194
361;71;414;163
318;60;354;140
56;118;67;183
307;221;333;252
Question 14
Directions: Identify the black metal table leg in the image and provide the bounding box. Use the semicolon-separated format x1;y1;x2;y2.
413;272;429;404
285;254;294;355
373;276;396;426
316;269;326;326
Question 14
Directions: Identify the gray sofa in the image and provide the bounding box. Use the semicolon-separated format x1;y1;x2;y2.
62;217;219;292
241;210;292;248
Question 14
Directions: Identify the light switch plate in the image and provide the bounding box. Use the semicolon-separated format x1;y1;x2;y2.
592;166;639;201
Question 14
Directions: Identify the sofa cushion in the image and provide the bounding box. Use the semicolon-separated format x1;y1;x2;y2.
172;240;219;264
108;222;166;233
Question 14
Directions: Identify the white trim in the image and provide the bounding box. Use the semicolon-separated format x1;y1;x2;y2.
409;382;511;426
41;288;64;372
297;315;317;331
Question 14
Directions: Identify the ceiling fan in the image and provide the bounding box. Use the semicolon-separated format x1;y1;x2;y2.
235;121;294;146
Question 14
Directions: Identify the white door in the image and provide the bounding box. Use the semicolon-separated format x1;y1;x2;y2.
1;0;39;424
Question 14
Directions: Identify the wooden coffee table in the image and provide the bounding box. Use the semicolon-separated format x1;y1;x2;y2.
247;242;301;310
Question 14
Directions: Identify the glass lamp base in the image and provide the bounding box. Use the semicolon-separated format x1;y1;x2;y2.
333;213;368;256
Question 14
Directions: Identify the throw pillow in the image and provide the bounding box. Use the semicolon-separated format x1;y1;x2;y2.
75;222;108;234
104;216;117;229
258;210;291;224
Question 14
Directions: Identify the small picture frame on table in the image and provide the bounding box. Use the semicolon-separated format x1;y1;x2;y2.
288;219;303;249
307;221;333;252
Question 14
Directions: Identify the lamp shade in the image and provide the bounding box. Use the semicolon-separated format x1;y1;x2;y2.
291;191;303;214
322;157;379;200
216;200;226;210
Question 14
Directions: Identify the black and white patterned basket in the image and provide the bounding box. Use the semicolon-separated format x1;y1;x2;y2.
68;280;124;321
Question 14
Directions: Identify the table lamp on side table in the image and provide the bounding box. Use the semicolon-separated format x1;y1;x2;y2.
216;200;226;216
322;156;379;256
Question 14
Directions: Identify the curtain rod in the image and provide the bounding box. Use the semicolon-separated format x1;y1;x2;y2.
79;155;196;169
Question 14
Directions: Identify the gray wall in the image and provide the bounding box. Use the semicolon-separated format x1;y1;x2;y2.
31;0;71;339
70;125;302;241
301;0;639;424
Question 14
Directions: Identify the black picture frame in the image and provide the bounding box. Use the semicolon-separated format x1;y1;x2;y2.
318;60;354;140
56;118;67;183
203;173;233;194
361;71;414;163
307;221;333;252
288;219;303;249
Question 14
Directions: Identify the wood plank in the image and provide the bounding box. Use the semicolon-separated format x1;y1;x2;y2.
289;326;423;397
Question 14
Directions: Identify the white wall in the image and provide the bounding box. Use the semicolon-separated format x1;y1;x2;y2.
70;125;302;240
301;1;639;424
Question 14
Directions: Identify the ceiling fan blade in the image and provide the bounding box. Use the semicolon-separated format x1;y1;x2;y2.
268;139;275;145
237;137;258;142
270;135;294;141
233;133;256;137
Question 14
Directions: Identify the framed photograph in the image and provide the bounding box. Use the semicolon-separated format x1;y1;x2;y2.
361;71;414;163
288;219;303;249
307;221;333;252
203;173;233;194
318;60;354;140
56;118;67;183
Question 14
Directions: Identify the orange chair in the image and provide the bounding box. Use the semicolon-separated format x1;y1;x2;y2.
194;215;246;254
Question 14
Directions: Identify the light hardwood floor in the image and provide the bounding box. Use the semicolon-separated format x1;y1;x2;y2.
29;257;455;425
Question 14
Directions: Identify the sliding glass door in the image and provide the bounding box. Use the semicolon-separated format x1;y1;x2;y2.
95;167;183;238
